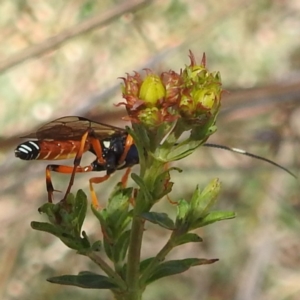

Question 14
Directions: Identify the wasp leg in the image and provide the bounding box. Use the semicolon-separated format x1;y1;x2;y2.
130;188;138;206
166;194;177;205
118;134;134;165
85;137;110;208
46;167;57;202
64;130;91;198
46;164;93;202
121;167;132;188
89;175;111;208
88;167;132;208
89;137;105;164
64;133;107;200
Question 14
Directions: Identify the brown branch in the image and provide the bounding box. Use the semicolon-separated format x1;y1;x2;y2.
0;0;151;73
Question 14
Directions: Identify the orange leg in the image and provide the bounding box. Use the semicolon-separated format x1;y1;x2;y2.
70;136;109;205
46;164;92;202
129;188;138;207
89;137;105;164
89;167;132;208
89;175;111;208
121;167;132;188
167;194;177;205
85;136;133;207
118;134;134;165
46;164;112;207
64;130;91;199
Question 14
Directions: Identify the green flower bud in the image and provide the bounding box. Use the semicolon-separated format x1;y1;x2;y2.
138;107;161;127
190;179;221;223
176;199;190;222
139;74;166;106
178;53;222;124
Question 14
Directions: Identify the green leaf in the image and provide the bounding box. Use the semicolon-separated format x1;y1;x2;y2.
31;221;61;236
175;199;190;232
130;124;150;151
190;123;217;141
113;230;131;263
141;212;175;230
164;140;203;161
131;173;153;203
103;235;113;261
37;191;88;238
173;233;203;246
152;167;180;200
146;258;219;284
126;126;148;171
105;185;132;234
190;210;236;230
31;221;90;251
91;240;102;252
91;204;106;225
91;184;132;262
119;257;156;280
176;199;190;220
60;235;90;250
139;257;155;273
92;208;113;259
73;190;88;233
37;202;59;225
47;272;118;289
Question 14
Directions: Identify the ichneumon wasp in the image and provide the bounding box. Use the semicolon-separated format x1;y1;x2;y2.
14;116;296;207
14;116;137;207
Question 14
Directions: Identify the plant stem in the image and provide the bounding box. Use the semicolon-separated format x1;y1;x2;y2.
125;215;145;300
85;251;127;290
125;157;164;299
139;238;174;286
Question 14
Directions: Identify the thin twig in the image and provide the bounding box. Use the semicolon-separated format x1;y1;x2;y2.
0;0;151;73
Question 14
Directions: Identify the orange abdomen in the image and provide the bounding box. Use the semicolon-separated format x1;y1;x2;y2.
15;140;90;161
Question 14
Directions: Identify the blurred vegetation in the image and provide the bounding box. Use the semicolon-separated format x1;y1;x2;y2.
0;0;299;300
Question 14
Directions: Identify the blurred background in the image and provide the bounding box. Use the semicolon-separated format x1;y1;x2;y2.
0;1;299;299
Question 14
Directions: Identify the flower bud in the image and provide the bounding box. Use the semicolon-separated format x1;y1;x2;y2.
139;74;166;106
178;52;222;125
137;107;161;127
161;71;182;105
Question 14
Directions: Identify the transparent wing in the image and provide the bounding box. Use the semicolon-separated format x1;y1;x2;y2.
21;116;126;140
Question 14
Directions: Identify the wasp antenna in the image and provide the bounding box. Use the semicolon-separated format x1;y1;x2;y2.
203;143;297;179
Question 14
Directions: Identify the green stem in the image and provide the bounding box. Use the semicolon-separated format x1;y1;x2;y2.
139;238;175;286
125;157;164;299
125;215;145;300
85;251;127;290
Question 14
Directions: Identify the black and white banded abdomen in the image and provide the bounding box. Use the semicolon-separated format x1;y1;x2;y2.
15;141;40;160
15;139;86;161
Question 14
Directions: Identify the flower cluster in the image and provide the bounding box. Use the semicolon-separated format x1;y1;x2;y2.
119;51;222;130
